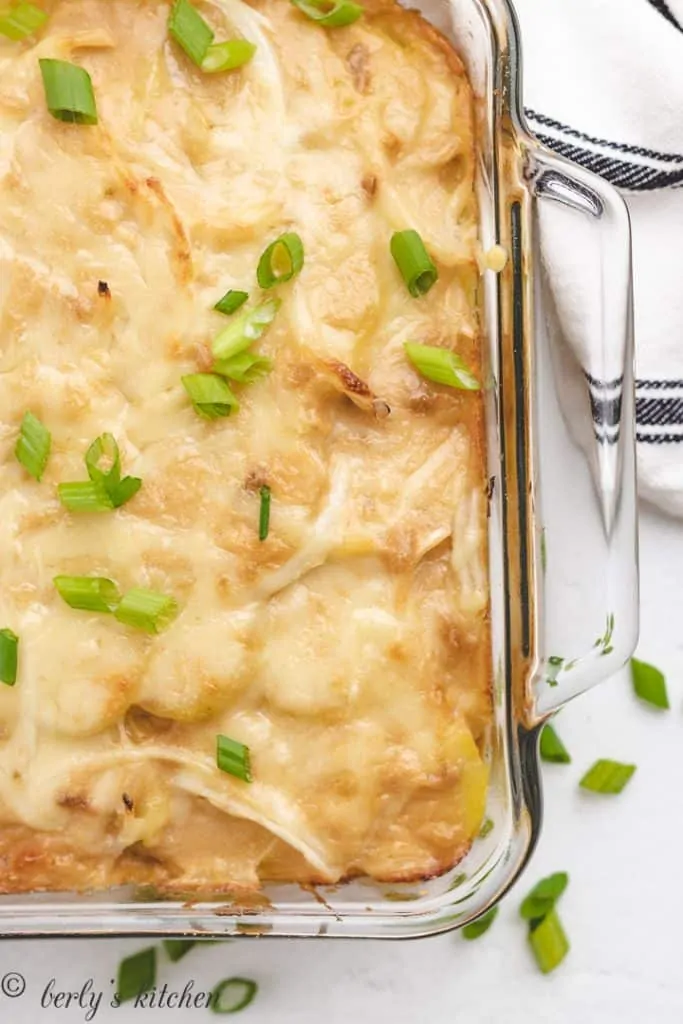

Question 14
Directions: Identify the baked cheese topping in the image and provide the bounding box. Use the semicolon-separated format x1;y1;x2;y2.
0;0;491;893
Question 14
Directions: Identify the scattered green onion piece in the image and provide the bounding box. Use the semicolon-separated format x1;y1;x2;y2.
211;299;280;361
539;723;571;764
290;0;363;28
202;39;256;73
214;289;249;316
216;734;252;783
39;58;98;125
258;485;271;541
111;475;142;506
168;0;214;66
54;575;120;613
448;872;467;891
117;947;157;1004
546;654;564;686
256;233;304;289
0;629;18;687
519;872;569;921
478;817;494;839
58;481;114;513
528;908;570;974
461;906;498;941
163;939;197;962
182;373;239;419
0;2;47;40
404;342;479;391
15;411;51;481
85;433;141;508
580;759;636;795
630;657;670;710
214;351;273;384
390;230;438;297
114;588;178;634
211;977;258;1014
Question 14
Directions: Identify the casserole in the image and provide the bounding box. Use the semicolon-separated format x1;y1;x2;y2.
0;0;638;937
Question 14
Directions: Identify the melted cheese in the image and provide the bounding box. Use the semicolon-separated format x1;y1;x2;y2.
0;0;491;893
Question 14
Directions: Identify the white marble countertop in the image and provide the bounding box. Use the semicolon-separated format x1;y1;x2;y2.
1;503;681;1022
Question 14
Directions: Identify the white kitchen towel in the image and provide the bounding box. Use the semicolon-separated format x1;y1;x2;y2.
512;0;683;516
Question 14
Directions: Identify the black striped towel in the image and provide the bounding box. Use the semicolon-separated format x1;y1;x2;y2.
514;0;683;514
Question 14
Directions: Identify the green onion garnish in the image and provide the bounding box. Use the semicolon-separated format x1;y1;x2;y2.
216;734;252;783
528;909;570;974
114;588;178;634
85;433;141;508
39;59;98;125
168;0;214;66
580;759;636;795
54;575;120;613
256;233;304;289
15;411;51;481
258;485;271;541
630;657;670;710
539;723;571;764
519;872;568;921
214;289;249;316
290;0;363;28
211;978;258;1014
0;629;18;687
202;39;256;73
461;906;498;941
211;299;280;361
390;230;438;297
182;373;239;419
478;817;494;839
0;2;47;39
58;481;114;513
162;940;197;962
404;342;479;391
215;352;272;384
117;948;157;1004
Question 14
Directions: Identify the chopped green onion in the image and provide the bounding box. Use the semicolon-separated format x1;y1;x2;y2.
630;657;670;710
478;817;494;839
168;0;213;66
546;654;564;686
580;759;636;795
15;411;51;481
256;233;304;289
290;0;363;28
114;588;178;634
0;629;18;687
214;352;273;384
162;940;197;962
539;723;571;764
404;342;479;391
258;485;271;541
214;289;249;316
39;58;98;125
528;909;570;974
58;481;114;513
211;299;280;361
0;2;47;39
461;906;498;941
519;872;569;921
216;734;252;783
202;39;256;73
117;948;157;1004
85;433;141;508
448;872;467;891
211;978;258;1014
390;230;438;297
54;575;120;614
182;373;239;419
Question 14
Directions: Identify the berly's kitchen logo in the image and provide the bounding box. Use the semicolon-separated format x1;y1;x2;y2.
1;973;217;1019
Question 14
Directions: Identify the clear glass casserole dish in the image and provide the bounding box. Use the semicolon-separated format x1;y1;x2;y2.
0;0;638;939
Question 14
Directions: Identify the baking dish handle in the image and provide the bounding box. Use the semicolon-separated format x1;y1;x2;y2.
524;146;639;719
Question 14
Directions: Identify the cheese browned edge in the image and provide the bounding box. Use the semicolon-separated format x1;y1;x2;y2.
0;0;492;895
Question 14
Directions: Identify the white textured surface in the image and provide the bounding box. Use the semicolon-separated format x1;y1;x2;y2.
0;503;681;1020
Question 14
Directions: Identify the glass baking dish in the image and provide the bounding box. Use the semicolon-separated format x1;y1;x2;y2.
0;0;638;939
